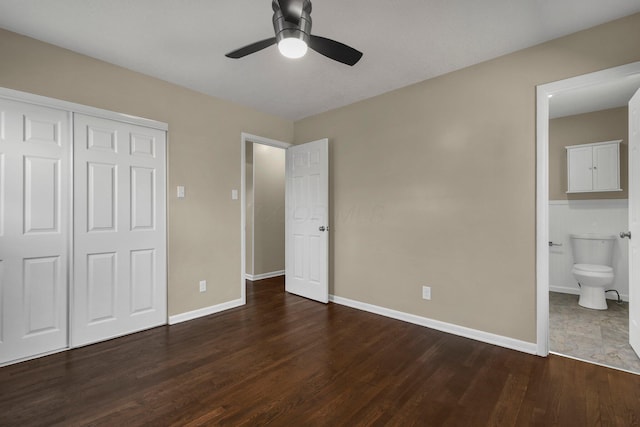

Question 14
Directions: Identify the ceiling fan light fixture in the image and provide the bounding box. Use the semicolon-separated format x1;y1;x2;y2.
225;0;363;66
278;37;308;59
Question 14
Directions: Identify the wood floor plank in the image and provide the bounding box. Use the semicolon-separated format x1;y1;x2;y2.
1;276;639;426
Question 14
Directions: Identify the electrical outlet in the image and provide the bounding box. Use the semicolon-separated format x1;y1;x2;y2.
199;280;207;293
422;286;431;300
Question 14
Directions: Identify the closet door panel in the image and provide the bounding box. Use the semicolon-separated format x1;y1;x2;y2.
131;166;155;230
23;256;62;335
0;98;69;365
87;162;117;232
72;114;166;347
23;156;60;234
86;252;117;323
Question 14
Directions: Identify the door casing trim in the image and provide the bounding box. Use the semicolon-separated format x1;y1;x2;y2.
240;133;291;303
535;61;640;356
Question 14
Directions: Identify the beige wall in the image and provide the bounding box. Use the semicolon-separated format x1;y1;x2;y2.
549;107;628;200
245;142;254;275
252;144;286;275
0;29;294;316
294;13;640;342
2;12;639;342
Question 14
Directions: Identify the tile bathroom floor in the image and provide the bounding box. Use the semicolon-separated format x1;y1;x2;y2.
549;291;640;374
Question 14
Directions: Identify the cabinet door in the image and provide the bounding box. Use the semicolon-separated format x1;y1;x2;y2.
567;146;593;192
593;143;620;191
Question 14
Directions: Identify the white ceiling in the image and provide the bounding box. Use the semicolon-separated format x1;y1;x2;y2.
1;0;639;120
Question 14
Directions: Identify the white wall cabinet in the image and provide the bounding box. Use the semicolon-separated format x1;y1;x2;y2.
566;140;622;193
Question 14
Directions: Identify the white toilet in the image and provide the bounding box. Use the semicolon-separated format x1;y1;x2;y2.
570;234;616;310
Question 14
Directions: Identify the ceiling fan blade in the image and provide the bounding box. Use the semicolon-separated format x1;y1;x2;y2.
277;0;303;25
225;37;277;59
308;35;363;66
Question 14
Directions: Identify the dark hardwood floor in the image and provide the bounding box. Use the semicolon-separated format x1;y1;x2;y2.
1;276;639;426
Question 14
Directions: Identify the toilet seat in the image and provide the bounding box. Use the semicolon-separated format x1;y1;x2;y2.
573;264;613;273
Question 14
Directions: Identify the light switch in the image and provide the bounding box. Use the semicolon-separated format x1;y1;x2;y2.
177;186;185;198
231;189;238;200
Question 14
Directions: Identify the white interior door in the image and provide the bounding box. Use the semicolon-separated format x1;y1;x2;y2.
72;114;166;347
0;99;69;364
629;88;640;357
285;139;329;303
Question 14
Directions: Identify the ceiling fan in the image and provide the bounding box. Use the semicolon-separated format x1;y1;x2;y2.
225;0;363;66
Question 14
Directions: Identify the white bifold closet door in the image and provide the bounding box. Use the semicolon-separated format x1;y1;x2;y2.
0;99;70;364
72;114;166;347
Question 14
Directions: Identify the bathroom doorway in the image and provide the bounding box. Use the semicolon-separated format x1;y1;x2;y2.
536;62;640;374
240;133;290;303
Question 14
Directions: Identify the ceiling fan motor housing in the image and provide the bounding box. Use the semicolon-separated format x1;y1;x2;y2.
272;0;312;44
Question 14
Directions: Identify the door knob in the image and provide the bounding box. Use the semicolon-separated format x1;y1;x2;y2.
548;241;563;247
319;226;329;232
620;231;632;239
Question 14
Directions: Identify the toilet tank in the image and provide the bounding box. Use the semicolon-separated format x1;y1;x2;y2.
570;234;616;266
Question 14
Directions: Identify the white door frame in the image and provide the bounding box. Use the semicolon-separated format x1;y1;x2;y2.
0;88;167;131
240;133;291;303
535;61;640;356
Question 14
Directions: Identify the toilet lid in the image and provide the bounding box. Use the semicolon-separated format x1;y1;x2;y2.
573;263;613;273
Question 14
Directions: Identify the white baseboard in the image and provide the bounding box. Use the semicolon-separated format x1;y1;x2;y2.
245;270;285;281
329;295;537;355
168;298;244;325
550;285;629;302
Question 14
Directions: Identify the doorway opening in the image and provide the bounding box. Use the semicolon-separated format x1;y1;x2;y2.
240;133;291;303
536;62;640;374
